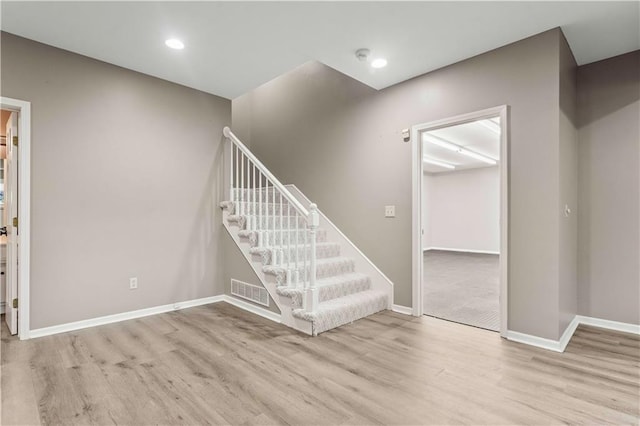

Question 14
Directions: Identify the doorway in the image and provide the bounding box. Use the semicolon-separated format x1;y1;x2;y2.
0;97;31;339
411;106;508;336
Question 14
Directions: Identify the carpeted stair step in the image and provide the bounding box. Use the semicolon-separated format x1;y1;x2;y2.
237;228;328;247
263;256;356;284
227;214;307;230
292;290;388;336
277;272;371;308
232;189;292;203
249;242;341;265
227;201;293;216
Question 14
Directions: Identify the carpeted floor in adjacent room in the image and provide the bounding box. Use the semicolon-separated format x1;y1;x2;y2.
423;250;499;331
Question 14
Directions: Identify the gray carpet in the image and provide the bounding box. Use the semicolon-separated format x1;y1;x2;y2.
423;250;499;331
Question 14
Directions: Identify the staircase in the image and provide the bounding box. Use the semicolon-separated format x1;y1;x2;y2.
220;127;393;336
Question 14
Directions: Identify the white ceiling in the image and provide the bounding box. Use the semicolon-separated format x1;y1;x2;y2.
1;2;638;100
423;118;500;174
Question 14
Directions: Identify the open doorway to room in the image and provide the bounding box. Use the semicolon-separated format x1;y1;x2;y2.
422;117;501;331
412;106;508;336
0;110;9;321
0;97;31;340
1;108;19;336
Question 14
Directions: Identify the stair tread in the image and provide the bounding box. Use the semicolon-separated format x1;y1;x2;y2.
264;256;354;270
292;290;388;335
278;272;369;292
312;289;387;312
249;241;339;253
237;228;326;235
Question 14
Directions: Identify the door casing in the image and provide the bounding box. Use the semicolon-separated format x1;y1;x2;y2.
1;97;31;340
411;105;509;337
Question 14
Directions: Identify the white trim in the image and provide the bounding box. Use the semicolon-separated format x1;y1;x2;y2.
505;316;580;352
1;97;31;340
558;316;581;352
505;330;566;352
423;247;500;255
29;295;225;339
224;295;282;323
505;315;640;353
392;304;413;316
576;315;640;335
411;105;509;338
27;294;283;340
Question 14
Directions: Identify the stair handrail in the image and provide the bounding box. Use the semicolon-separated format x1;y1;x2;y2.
223;126;309;218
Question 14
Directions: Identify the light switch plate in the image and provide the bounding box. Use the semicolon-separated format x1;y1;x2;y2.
385;205;396;218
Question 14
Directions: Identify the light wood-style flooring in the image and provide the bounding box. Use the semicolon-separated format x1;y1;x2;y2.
2;303;639;425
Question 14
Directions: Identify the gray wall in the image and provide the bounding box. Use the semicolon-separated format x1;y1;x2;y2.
222;230;280;314
558;33;579;336
577;51;640;325
233;29;570;340
1;33;231;329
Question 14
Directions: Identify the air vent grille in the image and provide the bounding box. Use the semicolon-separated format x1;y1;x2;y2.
231;279;269;307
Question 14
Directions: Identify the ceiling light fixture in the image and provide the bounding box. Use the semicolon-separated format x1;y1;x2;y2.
355;49;387;69
165;38;184;50
355;48;370;61
424;134;497;165
423;157;455;169
371;58;388;69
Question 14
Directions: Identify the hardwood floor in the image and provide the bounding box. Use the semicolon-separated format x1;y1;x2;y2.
1;303;639;425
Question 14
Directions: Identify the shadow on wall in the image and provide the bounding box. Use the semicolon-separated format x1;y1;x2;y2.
171;134;228;301
577;51;640;324
577;52;640;128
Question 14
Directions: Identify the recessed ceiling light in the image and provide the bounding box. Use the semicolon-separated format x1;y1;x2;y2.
165;39;184;50
371;58;388;69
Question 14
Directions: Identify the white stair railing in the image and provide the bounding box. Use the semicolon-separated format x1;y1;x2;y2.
223;127;320;313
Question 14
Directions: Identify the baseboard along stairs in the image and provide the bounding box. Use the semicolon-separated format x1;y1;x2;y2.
220;127;394;336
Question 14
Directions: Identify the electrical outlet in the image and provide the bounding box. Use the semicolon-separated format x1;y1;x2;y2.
129;277;138;290
385;205;396;218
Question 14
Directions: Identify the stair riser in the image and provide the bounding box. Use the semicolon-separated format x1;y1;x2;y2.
264;259;356;285
232;189;294;204
280;277;372;308
230;202;292;216
241;229;328;247
292;292;389;336
245;216;308;230
255;244;341;266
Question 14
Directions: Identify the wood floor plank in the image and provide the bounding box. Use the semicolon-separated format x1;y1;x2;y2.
2;303;639;425
0;362;41;426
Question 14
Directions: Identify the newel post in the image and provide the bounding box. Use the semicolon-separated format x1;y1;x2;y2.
224;126;234;203
304;203;320;313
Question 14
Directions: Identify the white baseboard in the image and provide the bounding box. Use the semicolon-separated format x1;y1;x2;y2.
558;316;581;352
505;316;579;353
27;294;283;340
224;295;281;323
392;304;413;316
28;295;225;339
423;247;499;255
506;315;639;353
576;315;640;335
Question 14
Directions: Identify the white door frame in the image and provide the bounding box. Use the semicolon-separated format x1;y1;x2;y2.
1;97;31;340
411;105;509;337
